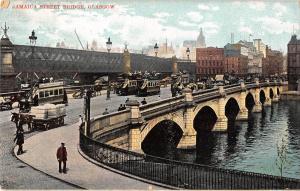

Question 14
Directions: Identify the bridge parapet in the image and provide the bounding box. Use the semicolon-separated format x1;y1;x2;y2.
89;109;130;141
140;95;185;120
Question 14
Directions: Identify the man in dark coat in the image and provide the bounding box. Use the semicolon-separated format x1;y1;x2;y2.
14;128;24;155
56;143;67;173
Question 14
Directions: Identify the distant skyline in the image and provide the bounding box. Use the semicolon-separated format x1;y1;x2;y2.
1;0;300;53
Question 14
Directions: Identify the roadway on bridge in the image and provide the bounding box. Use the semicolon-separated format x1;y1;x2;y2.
0;87;171;189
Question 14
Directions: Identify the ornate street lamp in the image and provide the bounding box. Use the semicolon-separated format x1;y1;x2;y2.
106;37;112;53
106;37;112;100
29;30;37;46
186;47;190;60
28;30;37;58
154;43;159;57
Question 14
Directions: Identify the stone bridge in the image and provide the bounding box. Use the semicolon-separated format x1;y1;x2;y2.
85;81;285;153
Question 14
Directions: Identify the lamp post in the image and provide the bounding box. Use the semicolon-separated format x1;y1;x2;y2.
106;37;112;100
154;43;159;57
28;30;37;59
83;89;92;136
186;47;190;60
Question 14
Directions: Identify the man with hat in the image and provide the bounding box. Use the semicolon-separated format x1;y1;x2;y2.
56;142;67;173
14;128;24;155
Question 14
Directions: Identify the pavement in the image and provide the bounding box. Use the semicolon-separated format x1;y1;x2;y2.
13;122;165;190
1;86;171;189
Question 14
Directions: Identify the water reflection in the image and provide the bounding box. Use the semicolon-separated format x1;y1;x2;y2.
176;100;300;179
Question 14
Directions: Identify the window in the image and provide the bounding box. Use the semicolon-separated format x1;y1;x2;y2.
54;89;58;95
39;91;45;98
59;89;63;95
49;90;54;96
45;91;49;97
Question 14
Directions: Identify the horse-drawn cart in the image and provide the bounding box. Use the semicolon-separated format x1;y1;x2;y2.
11;104;66;131
31;114;66;130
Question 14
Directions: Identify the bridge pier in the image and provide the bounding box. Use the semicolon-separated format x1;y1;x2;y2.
213;96;228;132
272;95;279;102
236;108;248;121
127;100;143;152
264;86;272;106
129;128;142;152
264;98;272;106
236;88;248;120
253;84;263;112
178;88;196;149
213;118;228;131
253;102;262;112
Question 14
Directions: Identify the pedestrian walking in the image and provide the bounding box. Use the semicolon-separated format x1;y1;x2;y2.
14;128;24;155
56;143;67;173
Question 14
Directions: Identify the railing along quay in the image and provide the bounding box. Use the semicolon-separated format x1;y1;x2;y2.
80;131;300;190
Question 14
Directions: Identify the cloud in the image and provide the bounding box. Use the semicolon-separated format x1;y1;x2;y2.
248;1;265;11
238;26;253;34
178;21;198;27
254;16;299;35
153;12;171;18
232;1;241;6
186;11;203;23
272;2;287;17
198;4;210;10
197;4;219;11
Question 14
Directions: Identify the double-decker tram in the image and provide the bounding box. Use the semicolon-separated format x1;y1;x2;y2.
117;73;140;96
31;81;68;106
137;73;161;96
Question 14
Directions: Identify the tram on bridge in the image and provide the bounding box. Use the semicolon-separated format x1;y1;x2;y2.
116;72;162;96
137;73;161;96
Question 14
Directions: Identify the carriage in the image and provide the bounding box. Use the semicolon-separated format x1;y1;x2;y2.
11;104;66;131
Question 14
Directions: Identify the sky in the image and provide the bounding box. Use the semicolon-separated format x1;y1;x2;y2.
0;0;300;53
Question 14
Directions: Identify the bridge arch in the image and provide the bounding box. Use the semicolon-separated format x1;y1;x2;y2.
225;97;240;122
270;88;274;99
140;114;184;144
141;119;183;157
259;90;266;104
245;92;255;111
193;106;218;132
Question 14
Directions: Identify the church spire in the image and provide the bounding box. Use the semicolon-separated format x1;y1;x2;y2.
196;27;206;48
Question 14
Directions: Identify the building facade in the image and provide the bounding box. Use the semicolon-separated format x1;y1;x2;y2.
287;35;300;91
224;43;249;76
196;47;224;78
224;55;248;76
262;47;284;77
253;39;267;58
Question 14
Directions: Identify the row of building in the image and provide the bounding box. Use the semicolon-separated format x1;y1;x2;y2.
196;39;285;78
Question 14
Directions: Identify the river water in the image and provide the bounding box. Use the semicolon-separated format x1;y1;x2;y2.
148;100;300;179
